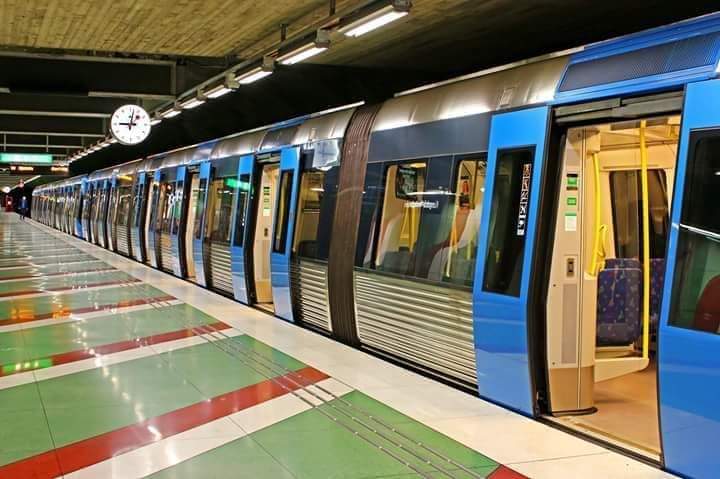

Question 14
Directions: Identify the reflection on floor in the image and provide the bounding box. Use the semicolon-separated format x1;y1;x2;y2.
558;361;660;458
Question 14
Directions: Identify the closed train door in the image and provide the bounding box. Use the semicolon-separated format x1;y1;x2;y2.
473;106;551;415
131;171;149;263
230;154;254;303
269;147;302;321
170;166;191;277
192;162;211;286
659;79;720;477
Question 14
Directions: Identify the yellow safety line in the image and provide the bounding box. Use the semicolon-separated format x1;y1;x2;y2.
639;120;651;359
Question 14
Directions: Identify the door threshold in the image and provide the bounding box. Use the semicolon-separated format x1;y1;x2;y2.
255;303;275;314
544;415;662;464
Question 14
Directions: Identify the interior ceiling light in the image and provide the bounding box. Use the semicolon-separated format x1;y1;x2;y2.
279;30;331;65
340;0;411;37
179;92;207;110
236;56;275;85
205;73;240;99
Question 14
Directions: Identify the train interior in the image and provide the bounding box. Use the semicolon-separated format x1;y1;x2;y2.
546;114;680;458
252;160;280;312
185;173;199;280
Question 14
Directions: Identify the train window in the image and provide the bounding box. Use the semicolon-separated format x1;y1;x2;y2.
375;162;427;275
194;178;208;240
292;167;338;260
273;171;294;253
206;177;236;244
482;148;535;297
232;175;251;247
669;131;720;333
610;169;669;259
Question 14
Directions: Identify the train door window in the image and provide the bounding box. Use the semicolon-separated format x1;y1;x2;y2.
669;131;720;333
206;177;236;244
611;170;669;259
482;148;534;297
292;167;338;260
232;174;251;247
194;178;208;240
375;162;427;275
273;171;294;253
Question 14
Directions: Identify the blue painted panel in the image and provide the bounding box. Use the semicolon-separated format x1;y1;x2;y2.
231;155;254;304
193;162;212;287
555;12;720;103
170;166;188;277
270;147;301;322
659;79;720;478
472;106;550;416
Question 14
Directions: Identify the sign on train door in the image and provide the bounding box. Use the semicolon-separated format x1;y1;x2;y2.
472;106;551;415
270;147;301;322
230;154;255;303
658;78;720;477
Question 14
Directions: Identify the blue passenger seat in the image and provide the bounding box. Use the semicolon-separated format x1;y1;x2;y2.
596;262;642;346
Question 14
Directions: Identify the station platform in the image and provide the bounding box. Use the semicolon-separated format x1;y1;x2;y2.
0;213;671;479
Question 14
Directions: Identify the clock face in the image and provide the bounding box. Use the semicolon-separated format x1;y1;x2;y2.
110;105;152;145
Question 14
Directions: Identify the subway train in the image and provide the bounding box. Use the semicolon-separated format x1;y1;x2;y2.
33;13;720;478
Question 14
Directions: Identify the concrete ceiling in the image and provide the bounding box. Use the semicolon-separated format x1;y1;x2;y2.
0;0;717;181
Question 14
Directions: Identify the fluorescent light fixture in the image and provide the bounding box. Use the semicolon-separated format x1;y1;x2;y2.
160;103;182;119
279;30;330;65
179;92;207;110
205;73;239;99
340;0;411;38
236;56;275;85
108;137;118;144
150;114;162;125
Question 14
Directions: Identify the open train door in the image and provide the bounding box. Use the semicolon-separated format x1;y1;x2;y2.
659;78;720;477
473;106;551;415
230;154;255;303
269;147;302;322
131;171;149;263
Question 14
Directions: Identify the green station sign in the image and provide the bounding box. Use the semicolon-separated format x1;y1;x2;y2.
0;153;53;164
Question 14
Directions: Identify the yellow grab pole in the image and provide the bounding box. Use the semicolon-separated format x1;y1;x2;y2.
639;120;651;360
588;152;605;277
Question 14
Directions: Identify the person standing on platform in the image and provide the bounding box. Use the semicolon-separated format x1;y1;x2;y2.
19;196;28;220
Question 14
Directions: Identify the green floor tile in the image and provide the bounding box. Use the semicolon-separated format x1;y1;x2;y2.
147;437;295;479
0;270;133;294
0;261;109;279
0;283;167;321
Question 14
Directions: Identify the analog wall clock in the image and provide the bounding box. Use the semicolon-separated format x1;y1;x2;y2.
110;105;152;145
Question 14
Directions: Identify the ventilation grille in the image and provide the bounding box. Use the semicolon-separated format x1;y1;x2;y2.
559;32;720;92
291;260;332;332
116;226;130;257
207;242;234;295
159;233;174;273
354;270;477;387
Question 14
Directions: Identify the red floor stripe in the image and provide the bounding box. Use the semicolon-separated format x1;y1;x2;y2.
0;365;329;478
0;267;116;282
0;294;176;326
488;465;528;479
0;278;142;298
0;321;230;377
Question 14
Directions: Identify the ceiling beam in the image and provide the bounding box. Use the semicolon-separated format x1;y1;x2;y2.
87;91;176;101
0;110;110;118
0;130;104;137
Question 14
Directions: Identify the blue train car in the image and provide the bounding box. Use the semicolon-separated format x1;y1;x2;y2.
33;12;720;478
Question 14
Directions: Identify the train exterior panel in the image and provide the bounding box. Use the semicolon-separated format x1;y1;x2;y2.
32;13;720;478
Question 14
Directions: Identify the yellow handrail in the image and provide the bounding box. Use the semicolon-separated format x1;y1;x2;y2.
639;120;651;360
588;152;607;277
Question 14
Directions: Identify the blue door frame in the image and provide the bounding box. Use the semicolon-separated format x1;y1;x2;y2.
131;171;148;263
170;166;189;277
472;106;551;416
231;155;255;304
270;147;301;322
658;78;720;478
192;161;212;286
